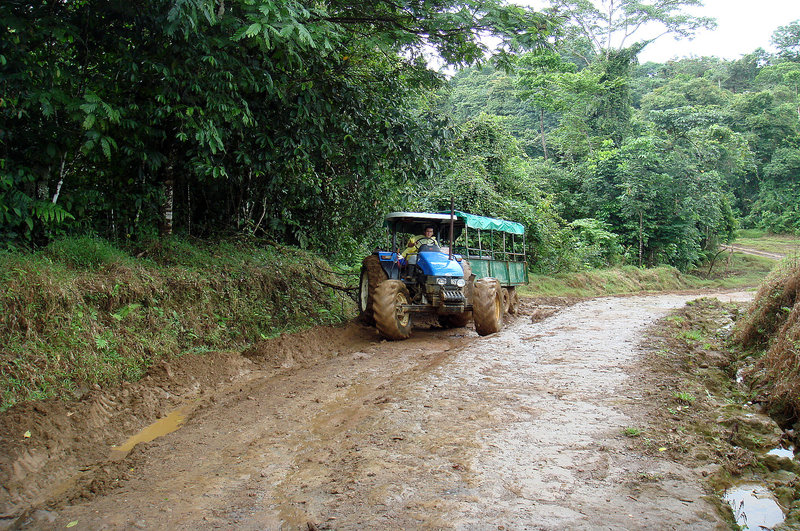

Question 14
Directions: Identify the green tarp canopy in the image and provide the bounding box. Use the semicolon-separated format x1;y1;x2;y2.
444;211;525;235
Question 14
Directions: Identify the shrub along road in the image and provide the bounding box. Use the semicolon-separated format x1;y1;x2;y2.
4;291;754;529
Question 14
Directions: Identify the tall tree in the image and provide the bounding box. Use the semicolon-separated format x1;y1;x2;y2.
772;20;800;63
547;0;715;60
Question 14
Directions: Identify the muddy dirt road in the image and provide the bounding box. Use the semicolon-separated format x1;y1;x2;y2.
9;291;754;530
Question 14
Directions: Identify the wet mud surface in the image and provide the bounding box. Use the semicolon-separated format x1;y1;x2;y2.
2;291;753;529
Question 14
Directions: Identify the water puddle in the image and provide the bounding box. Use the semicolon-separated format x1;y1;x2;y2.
723;484;785;530
109;402;195;461
767;444;795;459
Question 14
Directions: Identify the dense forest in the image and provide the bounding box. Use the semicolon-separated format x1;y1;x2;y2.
2;0;799;272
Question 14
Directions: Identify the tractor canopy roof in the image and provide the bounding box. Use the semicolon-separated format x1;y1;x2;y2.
384;211;524;237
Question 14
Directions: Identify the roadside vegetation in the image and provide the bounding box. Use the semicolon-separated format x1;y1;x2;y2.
0;236;354;411
731;229;800;257
635;297;794;527
734;256;800;423
522;250;775;298
629;249;800;526
4;2;799;276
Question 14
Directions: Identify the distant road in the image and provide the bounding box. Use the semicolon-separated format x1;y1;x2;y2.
721;244;785;261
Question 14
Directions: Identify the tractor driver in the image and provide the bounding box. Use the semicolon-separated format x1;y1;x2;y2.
401;226;440;259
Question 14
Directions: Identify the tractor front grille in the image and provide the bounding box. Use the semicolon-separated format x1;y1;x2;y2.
441;288;466;303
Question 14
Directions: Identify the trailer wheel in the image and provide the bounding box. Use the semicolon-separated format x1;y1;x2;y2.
508;287;520;314
374;280;412;340
358;255;387;325
473;278;503;336
501;287;510;314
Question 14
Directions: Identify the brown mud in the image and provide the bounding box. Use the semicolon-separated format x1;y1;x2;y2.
1;291;755;529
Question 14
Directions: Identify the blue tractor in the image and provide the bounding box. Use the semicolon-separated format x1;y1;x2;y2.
358;211;528;339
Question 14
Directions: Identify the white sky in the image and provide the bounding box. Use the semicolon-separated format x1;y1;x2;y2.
508;0;800;63
638;0;800;63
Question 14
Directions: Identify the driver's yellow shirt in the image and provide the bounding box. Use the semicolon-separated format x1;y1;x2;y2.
401;235;439;258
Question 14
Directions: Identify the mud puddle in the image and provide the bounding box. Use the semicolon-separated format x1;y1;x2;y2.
109;402;196;461
724;484;786;530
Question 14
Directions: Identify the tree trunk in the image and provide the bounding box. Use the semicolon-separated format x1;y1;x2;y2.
638;210;643;268
540;109;548;160
52;157;66;204
160;145;178;237
160;178;174;236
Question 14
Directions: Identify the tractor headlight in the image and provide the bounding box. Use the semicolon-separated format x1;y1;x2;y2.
436;278;447;286
455;278;466;287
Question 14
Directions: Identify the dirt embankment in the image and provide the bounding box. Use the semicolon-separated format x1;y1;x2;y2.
1;291;763;530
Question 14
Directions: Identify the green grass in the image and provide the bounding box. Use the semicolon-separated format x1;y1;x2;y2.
692;252;777;288
0;237;355;411
42;235;133;270
623;427;642;437
732;231;800;256
674;391;696;404
520;253;772;298
521;265;689;298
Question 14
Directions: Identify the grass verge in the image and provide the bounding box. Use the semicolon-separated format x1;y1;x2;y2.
0;236;355;410
734;230;800;256
521;251;774;298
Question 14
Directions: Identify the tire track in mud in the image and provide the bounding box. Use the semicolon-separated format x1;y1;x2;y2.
33;292;752;530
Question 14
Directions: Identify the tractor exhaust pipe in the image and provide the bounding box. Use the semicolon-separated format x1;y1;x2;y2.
448;197;455;261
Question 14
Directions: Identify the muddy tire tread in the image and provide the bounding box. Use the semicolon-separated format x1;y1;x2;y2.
473;277;503;336
508;287;520;314
373;280;412;340
358;255;388;325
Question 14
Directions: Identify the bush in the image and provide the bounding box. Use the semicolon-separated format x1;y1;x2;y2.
42;235;131;270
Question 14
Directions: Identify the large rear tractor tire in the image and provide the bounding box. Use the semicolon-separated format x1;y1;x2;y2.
373;280;412;340
358;255;388;325
473;278;503;336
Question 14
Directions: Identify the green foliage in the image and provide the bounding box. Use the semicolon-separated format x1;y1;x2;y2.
568;218;623;268
771;20;800;62
0;0;555;251
748;148;800;233
674;391;696;404
443;65;546;157
411;114;572;272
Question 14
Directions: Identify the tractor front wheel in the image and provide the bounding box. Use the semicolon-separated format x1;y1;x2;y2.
473;278;503;336
374;280;412;340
